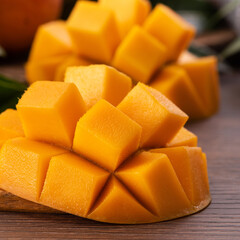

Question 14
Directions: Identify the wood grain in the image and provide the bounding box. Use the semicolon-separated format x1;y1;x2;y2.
0;65;240;239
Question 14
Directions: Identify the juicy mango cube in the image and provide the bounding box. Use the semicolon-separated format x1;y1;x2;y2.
88;176;157;224
0;138;67;201
99;0;151;38
40;152;110;217
116;151;192;219
150;65;206;119
29;21;73;61
166;127;198;147
73;99;142;171
67;1;121;63
0;109;24;147
17;81;86;148
112;26;167;83
150;147;211;206
144;4;195;61
118;83;188;147
64;65;132;110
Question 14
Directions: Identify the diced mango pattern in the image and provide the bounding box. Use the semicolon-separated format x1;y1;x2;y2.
0;77;211;223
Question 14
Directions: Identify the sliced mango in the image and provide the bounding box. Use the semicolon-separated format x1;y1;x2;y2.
17;81;86;148
150;65;207;119
67;1;121;63
116;151;193;219
150;147;211;207
40;152;110;217
29;21;73;61
99;0;151;38
144;4;195;61
179;56;220;116
65;65;132;110
0;109;24;147
112;26;167;83
54;55;91;82
177;51;197;64
166;127;198;147
118;83;188;147
73;99;142;171
88;176;157;224
0;138;67;202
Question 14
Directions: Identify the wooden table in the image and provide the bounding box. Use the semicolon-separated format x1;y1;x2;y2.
0;64;239;239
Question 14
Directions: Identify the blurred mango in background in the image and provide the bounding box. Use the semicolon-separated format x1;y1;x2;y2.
0;0;63;55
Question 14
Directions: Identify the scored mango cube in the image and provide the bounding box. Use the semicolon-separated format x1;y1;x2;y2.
40;152;110;217
144;4;195;61
0;138;67;202
118;83;188;147
17;81;86;148
73;99;142;171
150;65;206;119
29;21;73;61
112;26;167;83
0;109;24;147
166;127;198;147
65;65;132;110
150;147;210;207
67;1;121;63
99;0;151;38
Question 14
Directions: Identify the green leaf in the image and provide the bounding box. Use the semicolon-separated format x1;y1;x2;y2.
220;37;240;59
0;92;24;113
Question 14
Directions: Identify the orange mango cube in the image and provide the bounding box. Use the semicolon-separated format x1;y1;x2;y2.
40;152;110;217
118;83;188;147
177;51;197;64
64;65;132;110
0;138;67;202
67;1;121;63
166;127;198;147
150;65;206;119
29;21;73;61
99;0;151;38
150;147;210;207
73;99;142;171
0;109;24;147
144;4;195;61
112;26;167;83
116;151;193;219
17;81;86;148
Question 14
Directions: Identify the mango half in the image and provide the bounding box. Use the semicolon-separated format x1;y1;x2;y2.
0;66;211;224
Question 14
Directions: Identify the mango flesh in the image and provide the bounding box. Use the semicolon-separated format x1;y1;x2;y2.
67;1;121;63
144;4;195;61
64;65;132;110
0;109;24;147
73;99;142;171
150;65;207;119
99;0;151;38
17;81;86;148
112;26;167;83
118;82;188;147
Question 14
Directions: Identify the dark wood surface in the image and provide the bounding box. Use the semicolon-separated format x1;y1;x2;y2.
0;64;239;239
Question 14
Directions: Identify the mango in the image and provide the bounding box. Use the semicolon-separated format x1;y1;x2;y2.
118;82;188;147
150;65;207;119
0;109;24;147
54;55;91;82
112;26;167;83
67;1;121;63
150;147;210;207
166;128;198;147
29;20;73;61
177;51;197;64
65;65;132;110
0;138;67;202
73;99;142;171
144;4;195;61
17;81;86;148
99;0;151;38
179;56;219;116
